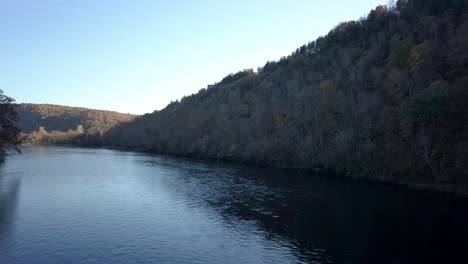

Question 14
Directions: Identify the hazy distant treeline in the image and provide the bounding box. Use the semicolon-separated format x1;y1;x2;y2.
15;104;135;145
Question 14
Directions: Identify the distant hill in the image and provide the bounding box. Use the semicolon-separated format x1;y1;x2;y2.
15;104;135;145
102;0;468;191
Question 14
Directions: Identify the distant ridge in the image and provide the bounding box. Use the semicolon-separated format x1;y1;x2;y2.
15;103;135;145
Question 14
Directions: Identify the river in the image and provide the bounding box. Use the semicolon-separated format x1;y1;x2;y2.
0;146;467;263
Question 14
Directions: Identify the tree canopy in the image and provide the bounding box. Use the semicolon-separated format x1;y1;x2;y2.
0;90;21;153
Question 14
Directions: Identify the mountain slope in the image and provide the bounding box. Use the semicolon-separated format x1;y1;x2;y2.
103;0;468;191
16;104;135;145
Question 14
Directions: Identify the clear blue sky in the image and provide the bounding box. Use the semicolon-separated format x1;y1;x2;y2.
1;0;385;114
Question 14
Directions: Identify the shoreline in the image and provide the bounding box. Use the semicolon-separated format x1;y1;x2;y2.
20;143;468;197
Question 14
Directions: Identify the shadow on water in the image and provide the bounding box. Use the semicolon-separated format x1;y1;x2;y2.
0;168;21;237
141;155;468;264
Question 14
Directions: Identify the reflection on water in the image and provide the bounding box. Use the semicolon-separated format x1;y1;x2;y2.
0;146;467;264
140;157;468;264
0;167;21;237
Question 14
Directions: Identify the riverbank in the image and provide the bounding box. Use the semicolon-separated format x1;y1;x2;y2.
19;143;468;196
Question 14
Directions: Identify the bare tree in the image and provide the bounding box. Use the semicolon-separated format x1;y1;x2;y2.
417;129;438;180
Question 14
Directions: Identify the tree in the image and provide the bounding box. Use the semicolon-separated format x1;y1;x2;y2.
404;80;465;180
0;90;21;153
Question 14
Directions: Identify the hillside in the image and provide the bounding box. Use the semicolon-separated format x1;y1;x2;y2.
16;104;135;145
100;0;468;192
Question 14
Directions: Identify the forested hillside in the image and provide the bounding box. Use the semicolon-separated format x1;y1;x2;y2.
16;104;135;145
102;0;467;191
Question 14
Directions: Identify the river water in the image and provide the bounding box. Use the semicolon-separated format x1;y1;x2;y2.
0;146;467;263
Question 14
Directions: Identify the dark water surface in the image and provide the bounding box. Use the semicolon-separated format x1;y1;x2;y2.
0;146;467;264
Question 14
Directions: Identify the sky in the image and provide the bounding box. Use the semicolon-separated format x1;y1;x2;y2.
0;0;385;114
